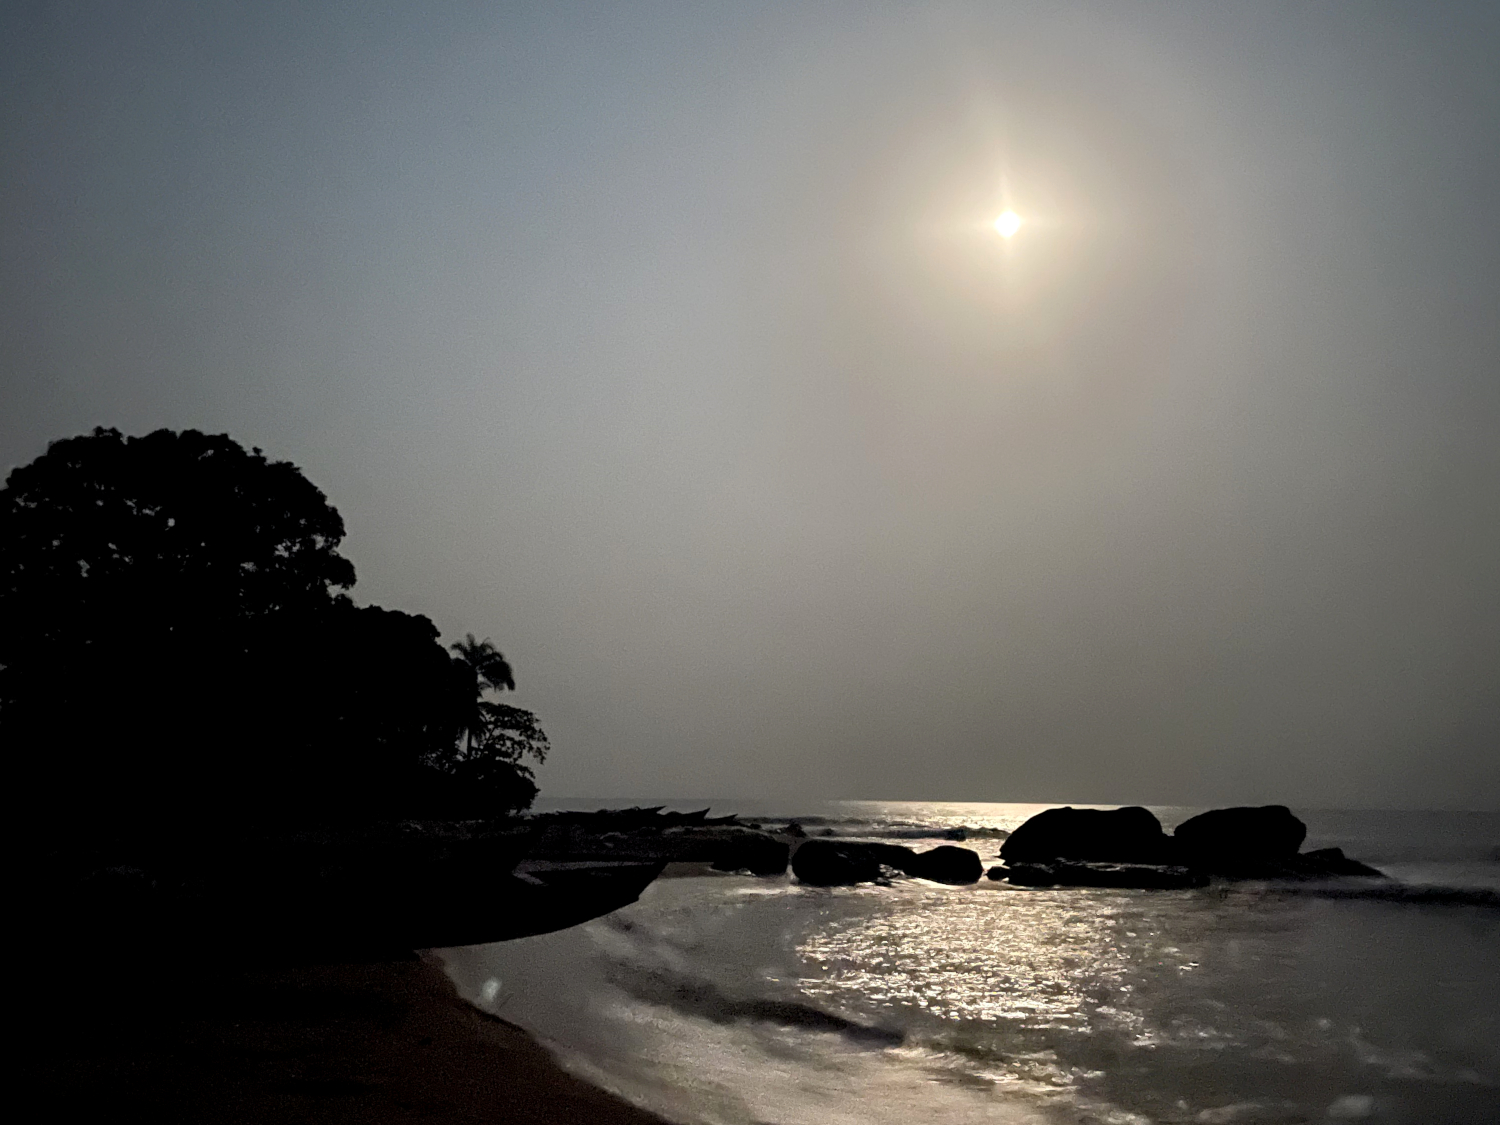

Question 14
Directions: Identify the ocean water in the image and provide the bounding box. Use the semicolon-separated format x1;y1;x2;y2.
439;802;1500;1125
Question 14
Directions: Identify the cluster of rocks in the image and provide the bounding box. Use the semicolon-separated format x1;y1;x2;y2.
503;804;1387;893
509;809;988;886
989;805;1386;889
790;841;984;886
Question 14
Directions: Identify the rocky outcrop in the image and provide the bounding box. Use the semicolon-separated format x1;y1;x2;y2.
904;845;983;884
995;805;1386;888
999;806;1172;865
1172;805;1306;874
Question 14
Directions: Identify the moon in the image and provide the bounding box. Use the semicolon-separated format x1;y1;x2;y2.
993;210;1022;238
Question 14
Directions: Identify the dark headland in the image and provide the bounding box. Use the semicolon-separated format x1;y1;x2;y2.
1;428;667;1121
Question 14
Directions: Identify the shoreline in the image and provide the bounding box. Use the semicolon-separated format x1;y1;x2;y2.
26;949;672;1124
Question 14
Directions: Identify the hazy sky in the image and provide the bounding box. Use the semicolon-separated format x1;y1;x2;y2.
4;2;1497;807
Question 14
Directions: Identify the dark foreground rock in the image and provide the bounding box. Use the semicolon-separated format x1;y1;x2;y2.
999;806;1172;865
33;808;807;963
34;827;666;962
1173;805;1307;873
904;845;984;884
1003;862;1210;890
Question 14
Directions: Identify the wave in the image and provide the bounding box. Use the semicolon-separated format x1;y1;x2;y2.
1271;883;1500;909
766;815;925;828
604;962;905;1045
760;817;1010;842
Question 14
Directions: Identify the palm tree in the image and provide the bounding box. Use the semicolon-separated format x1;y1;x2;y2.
450;633;514;692
446;634;548;795
449;633;514;755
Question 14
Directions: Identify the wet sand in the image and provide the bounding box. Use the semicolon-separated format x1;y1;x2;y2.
26;951;671;1124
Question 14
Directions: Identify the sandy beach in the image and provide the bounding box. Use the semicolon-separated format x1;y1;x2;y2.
26;950;669;1124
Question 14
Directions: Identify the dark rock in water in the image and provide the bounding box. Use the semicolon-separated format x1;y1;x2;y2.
903;845;983;884
999;806;1172;865
1005;862;1209;890
704;829;792;875
1165;807;1385;880
792;840;881;885
1004;863;1059;887
1294;847;1386;878
791;840;892;885
785;822;807;838
990;810;1383;887
986;865;1008;881
1173;805;1306;873
867;842;921;870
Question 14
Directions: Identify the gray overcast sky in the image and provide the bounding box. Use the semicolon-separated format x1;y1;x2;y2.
3;2;1497;807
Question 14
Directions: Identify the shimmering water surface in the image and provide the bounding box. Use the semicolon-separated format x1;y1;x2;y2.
440;802;1500;1125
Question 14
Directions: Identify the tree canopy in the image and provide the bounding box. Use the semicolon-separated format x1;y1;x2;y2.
0;427;546;827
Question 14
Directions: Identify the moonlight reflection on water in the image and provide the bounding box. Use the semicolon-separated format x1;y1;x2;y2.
798;886;1165;1029
446;805;1500;1125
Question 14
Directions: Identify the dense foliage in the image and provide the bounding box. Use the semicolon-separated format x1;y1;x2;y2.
0;427;547;825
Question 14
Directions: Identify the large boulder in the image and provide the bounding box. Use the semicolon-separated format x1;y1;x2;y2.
791;840;903;886
1173;805;1306;874
903;845;983;884
999;806;1171;865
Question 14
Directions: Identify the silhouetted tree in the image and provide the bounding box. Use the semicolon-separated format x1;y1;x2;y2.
0;427;546;827
443;634;549;812
2;428;356;633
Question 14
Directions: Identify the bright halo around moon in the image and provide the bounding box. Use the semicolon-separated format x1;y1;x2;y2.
993;210;1022;238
